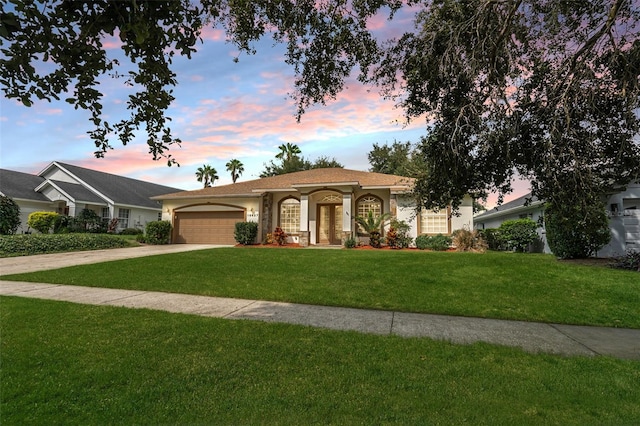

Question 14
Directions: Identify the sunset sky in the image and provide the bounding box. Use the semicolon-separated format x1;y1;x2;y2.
0;6;529;207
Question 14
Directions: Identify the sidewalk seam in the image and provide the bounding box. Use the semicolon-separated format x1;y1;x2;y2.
549;323;601;356
222;300;260;318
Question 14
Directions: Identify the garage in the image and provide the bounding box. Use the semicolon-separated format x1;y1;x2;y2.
173;210;244;244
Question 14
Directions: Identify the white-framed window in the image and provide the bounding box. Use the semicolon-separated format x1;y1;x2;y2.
101;207;110;220
420;209;449;234
356;195;383;233
157;212;162;221
279;198;300;234
118;208;130;229
357;195;382;218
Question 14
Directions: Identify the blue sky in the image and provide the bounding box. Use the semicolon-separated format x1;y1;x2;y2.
0;7;528;207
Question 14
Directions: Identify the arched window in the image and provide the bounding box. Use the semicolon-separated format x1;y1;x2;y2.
357;195;382;218
279;198;300;234
356;195;382;233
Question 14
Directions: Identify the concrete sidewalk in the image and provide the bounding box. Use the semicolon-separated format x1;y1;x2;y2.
1;245;639;360
2;280;639;360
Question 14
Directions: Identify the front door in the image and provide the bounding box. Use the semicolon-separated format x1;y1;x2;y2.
318;204;343;245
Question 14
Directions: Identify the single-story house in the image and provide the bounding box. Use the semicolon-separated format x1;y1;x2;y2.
474;182;640;256
0;161;182;233
153;168;474;246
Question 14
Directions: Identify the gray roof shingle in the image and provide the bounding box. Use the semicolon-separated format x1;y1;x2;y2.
0;169;49;202
475;193;541;220
51;162;182;208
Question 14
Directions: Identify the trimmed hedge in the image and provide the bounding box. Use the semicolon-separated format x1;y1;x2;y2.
415;234;452;251
0;234;129;257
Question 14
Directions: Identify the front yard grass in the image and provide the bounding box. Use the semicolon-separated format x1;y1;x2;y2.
2;248;639;328
2;297;639;425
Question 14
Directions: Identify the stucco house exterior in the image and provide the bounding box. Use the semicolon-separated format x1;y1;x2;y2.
153;168;474;246
474;182;640;257
0;161;182;233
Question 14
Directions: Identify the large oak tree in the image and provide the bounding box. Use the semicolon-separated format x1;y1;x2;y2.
2;0;639;255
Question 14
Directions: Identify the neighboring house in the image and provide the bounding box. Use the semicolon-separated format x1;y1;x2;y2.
474;182;640;256
153;168;474;246
0;161;182;233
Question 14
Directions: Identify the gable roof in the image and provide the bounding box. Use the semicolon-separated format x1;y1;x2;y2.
41;162;182;208
0;169;50;202
475;192;543;221
154;168;414;200
44;180;106;205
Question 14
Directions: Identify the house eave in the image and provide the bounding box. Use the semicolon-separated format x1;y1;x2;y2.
152;193;262;200
475;201;544;221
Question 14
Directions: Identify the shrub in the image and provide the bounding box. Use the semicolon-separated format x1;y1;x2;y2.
75;208;104;233
234;222;258;245
27;211;59;234
145;220;172;245
386;219;412;249
415;234;451;251
498;218;538;252
0;195;20;235
263;233;274;245
545;201;610;259
53;215;73;233
273;226;287;246
479;228;504;251
452;228;487;252
119;227;143;235
343;236;357;248
135;233;146;243
609;251;640;272
0;233;128;257
355;210;391;248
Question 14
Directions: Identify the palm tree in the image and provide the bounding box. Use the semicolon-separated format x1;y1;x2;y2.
195;164;218;188
275;143;301;162
355;210;392;248
225;159;244;183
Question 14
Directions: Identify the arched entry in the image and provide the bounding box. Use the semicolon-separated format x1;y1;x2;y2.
317;193;343;245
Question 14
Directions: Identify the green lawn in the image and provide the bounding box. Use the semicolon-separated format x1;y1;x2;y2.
3;248;639;328
2;297;639;425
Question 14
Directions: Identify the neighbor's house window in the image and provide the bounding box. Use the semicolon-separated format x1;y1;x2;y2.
420;209;450;234
279;198;300;234
118;208;130;228
101;207;110;221
157;212;162;221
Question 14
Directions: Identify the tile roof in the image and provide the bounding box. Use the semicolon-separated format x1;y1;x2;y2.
154;168;414;199
51;162;183;208
0;169;49;202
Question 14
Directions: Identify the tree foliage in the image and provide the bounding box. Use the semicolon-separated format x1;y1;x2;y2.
225;159;244;183
260;144;343;177
368;140;424;177
2;1;639;241
195;164;218;187
0;195;20;235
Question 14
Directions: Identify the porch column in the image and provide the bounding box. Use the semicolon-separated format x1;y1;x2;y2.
342;193;352;233
300;194;309;232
